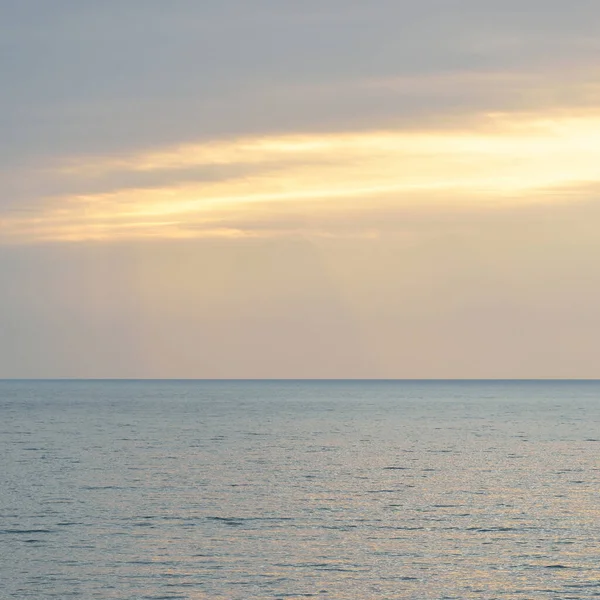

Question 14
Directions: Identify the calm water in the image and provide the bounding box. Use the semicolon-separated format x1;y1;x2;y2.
1;380;600;599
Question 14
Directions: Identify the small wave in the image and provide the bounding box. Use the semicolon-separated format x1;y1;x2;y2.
141;596;188;600
207;517;245;526
0;529;54;535
466;527;520;532
82;485;128;491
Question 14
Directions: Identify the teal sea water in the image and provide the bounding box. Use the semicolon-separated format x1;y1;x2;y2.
1;380;600;599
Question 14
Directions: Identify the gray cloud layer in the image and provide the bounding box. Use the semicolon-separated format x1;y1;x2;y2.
3;0;600;170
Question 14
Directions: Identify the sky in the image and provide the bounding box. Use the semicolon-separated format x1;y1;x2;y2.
2;1;600;378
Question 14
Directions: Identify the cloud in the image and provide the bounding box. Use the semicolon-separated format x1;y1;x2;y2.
3;0;600;171
3;110;600;244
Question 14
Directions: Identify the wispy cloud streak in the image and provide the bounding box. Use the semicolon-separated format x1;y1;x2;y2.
3;111;600;243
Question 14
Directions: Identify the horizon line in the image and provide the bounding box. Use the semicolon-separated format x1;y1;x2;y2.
2;378;600;383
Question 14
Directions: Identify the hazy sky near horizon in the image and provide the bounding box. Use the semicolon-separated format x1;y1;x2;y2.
2;1;600;378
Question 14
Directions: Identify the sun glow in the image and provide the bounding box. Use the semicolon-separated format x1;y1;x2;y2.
4;112;600;243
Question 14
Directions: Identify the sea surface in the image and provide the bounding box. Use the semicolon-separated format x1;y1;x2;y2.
1;380;600;599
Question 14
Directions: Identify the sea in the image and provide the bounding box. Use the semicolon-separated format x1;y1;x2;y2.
1;379;599;599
